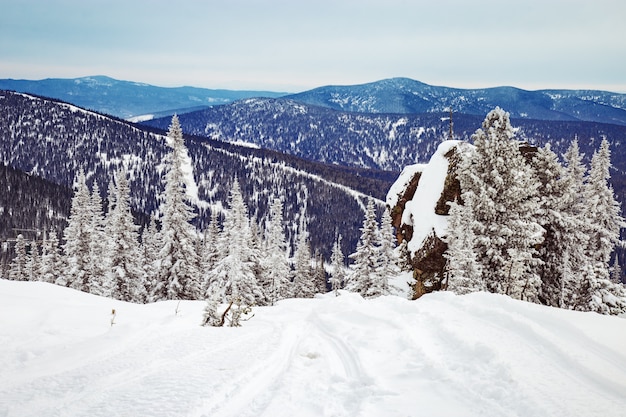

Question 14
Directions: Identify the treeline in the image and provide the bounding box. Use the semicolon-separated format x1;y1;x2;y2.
443;108;626;315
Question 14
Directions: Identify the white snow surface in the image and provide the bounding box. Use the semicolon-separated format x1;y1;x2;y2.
401;140;460;254
1;279;625;417
385;163;425;209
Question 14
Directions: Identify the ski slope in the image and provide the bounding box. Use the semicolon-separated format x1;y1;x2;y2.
0;279;625;417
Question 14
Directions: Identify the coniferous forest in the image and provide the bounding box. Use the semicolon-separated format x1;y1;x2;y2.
2;90;626;318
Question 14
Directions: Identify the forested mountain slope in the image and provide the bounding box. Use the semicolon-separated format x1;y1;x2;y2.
0;91;392;257
143;98;626;199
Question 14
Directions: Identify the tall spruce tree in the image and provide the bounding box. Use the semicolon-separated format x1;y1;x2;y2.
61;170;93;291
108;170;146;303
330;234;345;296
40;231;62;284
8;234;28;281
577;139;626;314
557;140;594;308
206;178;263;306
444;198;483;295
346;198;380;296
261;198;292;304
530;143;588;307
367;208;398;297
293;215;315;298
87;182;110;296
154;115;201;300
458;108;543;301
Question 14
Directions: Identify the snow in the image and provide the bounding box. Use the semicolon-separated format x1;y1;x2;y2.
400;140;460;254
127;114;155;123
1;279;625;417
163;133;211;210
385;163;425;208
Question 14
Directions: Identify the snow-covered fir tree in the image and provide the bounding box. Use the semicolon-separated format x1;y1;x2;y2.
458;107;543;302
87;182;110;297
27;240;41;282
8;234;28;281
553;140;595;308
530;143;587;308
141;216;161;299
206;178;264;306
108;170;147;303
260;198;292;305
61;170;93;291
39;231;62;284
367;208;398;297
292;215;315;298
346;198;380;297
576;139;626;314
313;251;327;294
329;234;345;296
153;115;201;301
443;198;483;295
199;210;222;297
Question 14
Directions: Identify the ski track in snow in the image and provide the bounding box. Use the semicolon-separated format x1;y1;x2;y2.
1;281;625;417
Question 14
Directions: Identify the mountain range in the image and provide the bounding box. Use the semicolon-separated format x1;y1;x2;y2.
0;76;286;120
286;77;626;126
3;76;626;126
141;98;626;193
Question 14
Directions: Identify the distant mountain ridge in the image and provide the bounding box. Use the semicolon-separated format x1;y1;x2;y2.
0;76;287;119
4;75;626;126
142;97;626;174
285;77;626;126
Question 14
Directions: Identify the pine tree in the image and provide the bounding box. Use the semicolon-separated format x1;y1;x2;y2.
61;169;93;291
199;209;222;295
576;139;626;314
9;234;28;281
292;215;315;298
444;198;483;295
557;140;593;308
459;108;543;301
154;115;201;301
87;182;110;296
368;208;399;297
530;143;589;307
346;198;380;296
40;231;62;284
27;240;41;281
261;198;291;305
108;170;147;303
313;250;328;294
206;178;263;306
141;215;161;299
330;234;345;296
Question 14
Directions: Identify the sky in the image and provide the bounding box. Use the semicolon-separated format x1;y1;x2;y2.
1;0;625;93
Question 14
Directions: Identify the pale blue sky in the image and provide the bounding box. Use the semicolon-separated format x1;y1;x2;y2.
1;0;624;93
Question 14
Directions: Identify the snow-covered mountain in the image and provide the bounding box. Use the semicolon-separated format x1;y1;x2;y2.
0;90;393;258
141;98;626;200
286;77;626;126
1;278;624;417
0;76;286;119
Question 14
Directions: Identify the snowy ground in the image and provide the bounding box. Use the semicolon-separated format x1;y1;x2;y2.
1;279;625;417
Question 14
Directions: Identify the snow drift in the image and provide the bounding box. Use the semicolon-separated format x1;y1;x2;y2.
0;279;625;417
